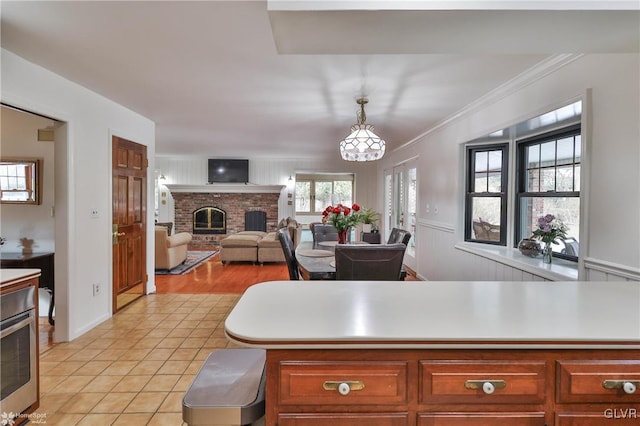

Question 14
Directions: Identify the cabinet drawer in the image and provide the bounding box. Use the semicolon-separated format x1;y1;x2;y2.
279;361;408;405
556;410;639;425
557;360;640;403
420;361;546;404
418;412;546;426
278;412;409;425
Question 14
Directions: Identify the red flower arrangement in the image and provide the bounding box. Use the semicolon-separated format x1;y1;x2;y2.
322;203;365;243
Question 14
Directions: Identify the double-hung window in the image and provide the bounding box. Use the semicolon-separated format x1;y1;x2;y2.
464;144;508;244
463;101;582;263
516;124;581;260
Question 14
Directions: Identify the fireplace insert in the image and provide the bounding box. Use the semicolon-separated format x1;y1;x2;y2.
193;207;226;234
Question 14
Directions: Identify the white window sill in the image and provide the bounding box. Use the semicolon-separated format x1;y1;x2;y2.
455;242;579;281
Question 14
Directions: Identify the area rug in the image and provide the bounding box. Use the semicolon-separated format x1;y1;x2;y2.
155;250;219;275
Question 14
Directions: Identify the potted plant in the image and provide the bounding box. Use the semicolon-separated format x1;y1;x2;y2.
359;208;380;233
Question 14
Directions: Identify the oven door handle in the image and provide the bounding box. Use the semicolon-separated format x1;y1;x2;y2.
0;311;34;339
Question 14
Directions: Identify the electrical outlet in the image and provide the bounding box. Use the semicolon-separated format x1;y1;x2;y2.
90;208;99;218
93;283;101;296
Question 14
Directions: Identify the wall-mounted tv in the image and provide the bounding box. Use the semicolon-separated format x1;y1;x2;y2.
208;159;249;183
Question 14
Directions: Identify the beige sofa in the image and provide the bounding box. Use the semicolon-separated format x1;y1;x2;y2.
155;226;193;270
220;219;302;265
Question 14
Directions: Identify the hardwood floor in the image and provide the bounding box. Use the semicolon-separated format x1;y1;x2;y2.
154;253;289;294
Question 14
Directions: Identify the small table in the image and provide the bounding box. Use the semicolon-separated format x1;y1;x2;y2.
0;252;55;325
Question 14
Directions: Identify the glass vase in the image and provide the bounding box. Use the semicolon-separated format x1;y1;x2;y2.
542;242;553;264
337;229;348;244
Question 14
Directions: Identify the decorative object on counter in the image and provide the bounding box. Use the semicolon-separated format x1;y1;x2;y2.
518;238;541;257
19;237;35;255
322;203;366;244
530;214;568;264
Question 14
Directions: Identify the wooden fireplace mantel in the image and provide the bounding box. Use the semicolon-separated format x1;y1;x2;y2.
165;184;285;194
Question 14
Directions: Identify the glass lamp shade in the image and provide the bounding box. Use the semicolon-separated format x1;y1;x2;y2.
339;123;386;162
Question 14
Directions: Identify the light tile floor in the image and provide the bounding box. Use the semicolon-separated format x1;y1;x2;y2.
35;293;242;426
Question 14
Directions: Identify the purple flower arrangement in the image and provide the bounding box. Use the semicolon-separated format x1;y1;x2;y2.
531;214;568;245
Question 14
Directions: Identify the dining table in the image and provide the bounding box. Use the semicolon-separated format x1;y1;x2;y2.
295;242;336;280
295;241;407;280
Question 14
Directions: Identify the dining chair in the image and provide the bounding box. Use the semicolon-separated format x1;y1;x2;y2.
312;223;340;248
277;228;299;280
387;228;412;245
334;244;406;281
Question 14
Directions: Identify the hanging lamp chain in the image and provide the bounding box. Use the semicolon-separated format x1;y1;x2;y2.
356;98;368;124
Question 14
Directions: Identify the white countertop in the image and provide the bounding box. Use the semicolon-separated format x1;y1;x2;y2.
225;280;640;349
0;268;41;288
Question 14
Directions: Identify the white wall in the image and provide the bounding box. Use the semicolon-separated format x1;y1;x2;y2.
1;107;56;253
155;156;380;226
1;49;156;341
382;53;640;282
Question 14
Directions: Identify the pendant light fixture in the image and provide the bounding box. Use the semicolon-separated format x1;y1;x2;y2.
339;97;386;162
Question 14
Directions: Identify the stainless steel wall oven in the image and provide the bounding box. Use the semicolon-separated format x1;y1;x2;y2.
0;285;37;421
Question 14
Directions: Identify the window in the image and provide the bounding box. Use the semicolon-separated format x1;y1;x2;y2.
463;101;582;262
294;174;354;214
516;124;581;260
465;144;508;244
0;159;41;204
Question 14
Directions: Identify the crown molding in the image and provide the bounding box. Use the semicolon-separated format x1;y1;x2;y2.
393;53;584;153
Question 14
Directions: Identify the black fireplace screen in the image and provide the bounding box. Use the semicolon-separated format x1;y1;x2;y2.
193;207;226;234
245;211;267;232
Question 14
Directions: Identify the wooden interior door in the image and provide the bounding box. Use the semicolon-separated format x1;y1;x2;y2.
112;136;147;313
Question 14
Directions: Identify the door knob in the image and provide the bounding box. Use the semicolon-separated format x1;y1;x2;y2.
113;231;125;237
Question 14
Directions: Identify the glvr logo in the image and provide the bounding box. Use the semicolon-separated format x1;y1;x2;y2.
604;408;638;419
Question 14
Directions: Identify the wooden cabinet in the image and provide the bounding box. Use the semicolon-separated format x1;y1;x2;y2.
420;360;546;405
555;360;640;423
1;252;54;324
267;349;640;426
279;361;408;405
278;413;409;425
556;412;639;425
557;360;640;403
417;412;545;425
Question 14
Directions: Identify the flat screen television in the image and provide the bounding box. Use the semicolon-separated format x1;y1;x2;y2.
208;159;249;183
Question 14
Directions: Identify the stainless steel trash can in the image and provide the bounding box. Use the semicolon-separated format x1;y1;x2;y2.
183;349;266;426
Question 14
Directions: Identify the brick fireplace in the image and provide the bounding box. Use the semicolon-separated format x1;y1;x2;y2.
172;191;280;250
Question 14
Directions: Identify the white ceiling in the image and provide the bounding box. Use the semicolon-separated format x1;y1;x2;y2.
1;1;637;161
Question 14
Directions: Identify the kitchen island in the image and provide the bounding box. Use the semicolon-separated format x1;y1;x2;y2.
225;281;640;425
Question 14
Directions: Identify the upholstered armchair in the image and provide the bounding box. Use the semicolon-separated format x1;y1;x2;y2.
155;226;192;270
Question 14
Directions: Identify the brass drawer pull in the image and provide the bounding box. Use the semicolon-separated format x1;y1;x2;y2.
323;380;365;396
464;380;506;394
603;380;639;394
